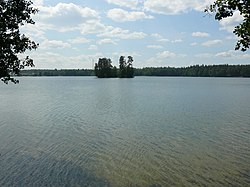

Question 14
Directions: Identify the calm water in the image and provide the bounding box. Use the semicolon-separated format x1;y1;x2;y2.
0;77;249;187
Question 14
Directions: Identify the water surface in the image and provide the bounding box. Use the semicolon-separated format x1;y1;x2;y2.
0;77;249;186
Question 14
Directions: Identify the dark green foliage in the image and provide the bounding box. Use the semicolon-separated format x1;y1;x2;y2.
119;56;126;78
134;64;250;77
205;0;250;51
118;56;134;78
0;0;39;83
20;69;94;76
126;56;134;78
19;64;250;77
94;56;134;78
94;58;117;78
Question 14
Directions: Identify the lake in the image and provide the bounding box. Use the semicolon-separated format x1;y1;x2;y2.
0;77;249;187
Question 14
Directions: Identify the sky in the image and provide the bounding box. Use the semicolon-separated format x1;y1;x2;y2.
22;0;250;69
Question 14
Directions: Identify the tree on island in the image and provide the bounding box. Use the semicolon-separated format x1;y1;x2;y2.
94;56;134;78
205;0;250;51
119;56;134;78
94;58;117;78
0;0;39;83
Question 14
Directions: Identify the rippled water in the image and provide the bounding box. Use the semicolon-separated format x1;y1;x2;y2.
0;77;250;187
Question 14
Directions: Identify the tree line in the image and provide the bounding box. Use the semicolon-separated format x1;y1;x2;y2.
20;64;250;77
21;69;94;76
135;64;250;77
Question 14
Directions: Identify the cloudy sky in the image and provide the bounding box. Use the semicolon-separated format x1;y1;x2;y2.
22;0;250;69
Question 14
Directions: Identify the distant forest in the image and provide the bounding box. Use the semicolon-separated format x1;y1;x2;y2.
20;64;250;77
20;69;94;76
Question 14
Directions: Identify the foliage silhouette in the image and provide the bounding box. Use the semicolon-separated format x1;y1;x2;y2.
94;56;134;78
0;0;39;83
119;56;134;78
94;58;117;78
205;0;250;51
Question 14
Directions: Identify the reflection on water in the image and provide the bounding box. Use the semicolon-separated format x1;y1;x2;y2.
0;77;250;187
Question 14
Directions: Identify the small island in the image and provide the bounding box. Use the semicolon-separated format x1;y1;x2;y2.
94;56;134;78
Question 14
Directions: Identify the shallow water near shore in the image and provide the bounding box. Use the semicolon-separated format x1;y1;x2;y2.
0;77;249;186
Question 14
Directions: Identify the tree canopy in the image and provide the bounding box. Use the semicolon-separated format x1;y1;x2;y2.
0;0;38;83
94;56;134;78
205;0;250;51
119;56;134;78
94;58;117;78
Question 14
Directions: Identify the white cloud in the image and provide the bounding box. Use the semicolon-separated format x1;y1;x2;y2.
27;51;104;69
190;42;198;46
226;35;238;40
192;32;210;37
33;0;44;6
144;50;187;67
68;37;91;44
111;51;141;60
216;50;250;59
147;45;163;49
235;53;250;60
80;20;106;35
215;51;232;58
144;0;214;15
97;38;118;45
171;39;183;43
151;33;169;42
156;51;176;58
106;0;139;9
194;50;250;60
107;8;153;22
34;3;99;32
201;39;222;46
33;3;118;37
219;11;244;32
40;39;71;49
151;33;162;38
150;33;182;43
21;24;46;41
158;38;170;42
98;26;147;39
